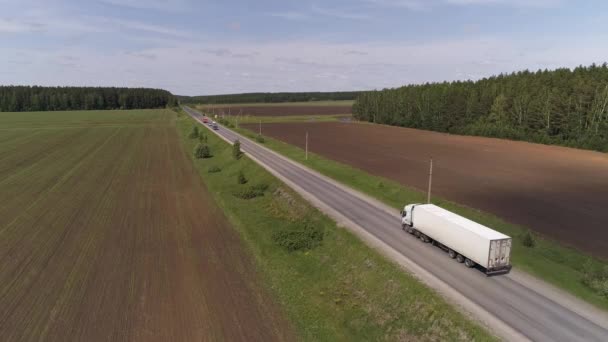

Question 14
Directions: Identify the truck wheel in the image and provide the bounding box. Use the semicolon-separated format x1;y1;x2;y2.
414;231;420;238
456;254;465;263
448;249;456;259
464;258;475;268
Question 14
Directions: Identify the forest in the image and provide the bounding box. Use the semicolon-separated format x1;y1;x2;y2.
353;64;608;152
178;91;361;104
0;86;177;112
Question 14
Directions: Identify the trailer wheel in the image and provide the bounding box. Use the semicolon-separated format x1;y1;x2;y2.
464;258;475;268
448;249;456;259
413;231;420;238
456;254;465;263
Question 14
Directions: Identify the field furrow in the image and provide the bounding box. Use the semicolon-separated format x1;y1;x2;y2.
0;110;293;341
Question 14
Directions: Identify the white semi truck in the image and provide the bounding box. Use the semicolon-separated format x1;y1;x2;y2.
401;204;512;275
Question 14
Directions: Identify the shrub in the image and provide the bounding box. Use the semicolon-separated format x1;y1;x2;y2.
199;133;208;143
233;139;242;160
189;126;200;139
208;166;222;173
272;221;324;252
251;183;269;192
234;187;262;199
218;118;234;128
255;134;265;143
237;170;247;184
232;182;268;200
522;230;536;248
582;259;608;298
194;144;212;159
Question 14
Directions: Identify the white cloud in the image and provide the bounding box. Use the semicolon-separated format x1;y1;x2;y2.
366;0;430;10
268;11;310;20
269;4;371;21
366;0;565;10
95;17;192;37
311;5;370;20
445;0;564;7
2;33;607;95
99;0;190;12
0;18;42;33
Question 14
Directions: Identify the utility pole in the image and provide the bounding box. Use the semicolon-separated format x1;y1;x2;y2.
305;131;309;161
427;158;433;204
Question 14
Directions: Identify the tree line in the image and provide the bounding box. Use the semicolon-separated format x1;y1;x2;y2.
178;91;361;104
353;64;608;152
0;86;177;112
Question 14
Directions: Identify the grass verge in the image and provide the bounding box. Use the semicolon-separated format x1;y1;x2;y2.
176;112;495;341
227;120;608;311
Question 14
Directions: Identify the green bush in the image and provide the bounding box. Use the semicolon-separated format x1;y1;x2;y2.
232;182;269;200
522;230;536;248
251;183;269;192
237;170;247;184
194;144;212;159
218;118;235;128
189;125;200;139
582;260;608;298
198;133;208;143
208;166;222;173
272;221;324;252
255;134;265;143
233;139;242;160
234;187;263;199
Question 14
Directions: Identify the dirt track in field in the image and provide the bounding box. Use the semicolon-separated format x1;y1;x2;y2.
243;121;608;258
0;111;293;341
198;105;352;116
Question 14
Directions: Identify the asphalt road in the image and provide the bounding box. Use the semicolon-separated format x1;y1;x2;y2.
184;107;608;342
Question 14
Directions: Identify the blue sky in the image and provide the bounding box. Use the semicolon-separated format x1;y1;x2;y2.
1;0;607;95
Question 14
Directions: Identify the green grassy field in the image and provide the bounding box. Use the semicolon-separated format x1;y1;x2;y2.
177;112;494;341
231;123;608;311
195;100;354;107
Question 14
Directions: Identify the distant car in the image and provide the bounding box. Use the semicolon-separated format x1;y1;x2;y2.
212;121;219;130
203;117;208;123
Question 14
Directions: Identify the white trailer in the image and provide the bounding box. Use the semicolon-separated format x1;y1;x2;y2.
401;204;512;275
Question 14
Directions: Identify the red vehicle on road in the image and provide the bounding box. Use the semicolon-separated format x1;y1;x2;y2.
203;117;208;123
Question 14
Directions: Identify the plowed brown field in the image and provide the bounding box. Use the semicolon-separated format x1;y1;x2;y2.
243;121;608;257
198;105;352;116
0;110;293;341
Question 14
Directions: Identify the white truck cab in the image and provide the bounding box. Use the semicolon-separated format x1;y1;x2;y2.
400;203;417;228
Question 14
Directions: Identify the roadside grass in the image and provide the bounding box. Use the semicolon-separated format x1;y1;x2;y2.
195;100;354;108
177;113;495;341
230;123;608;311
